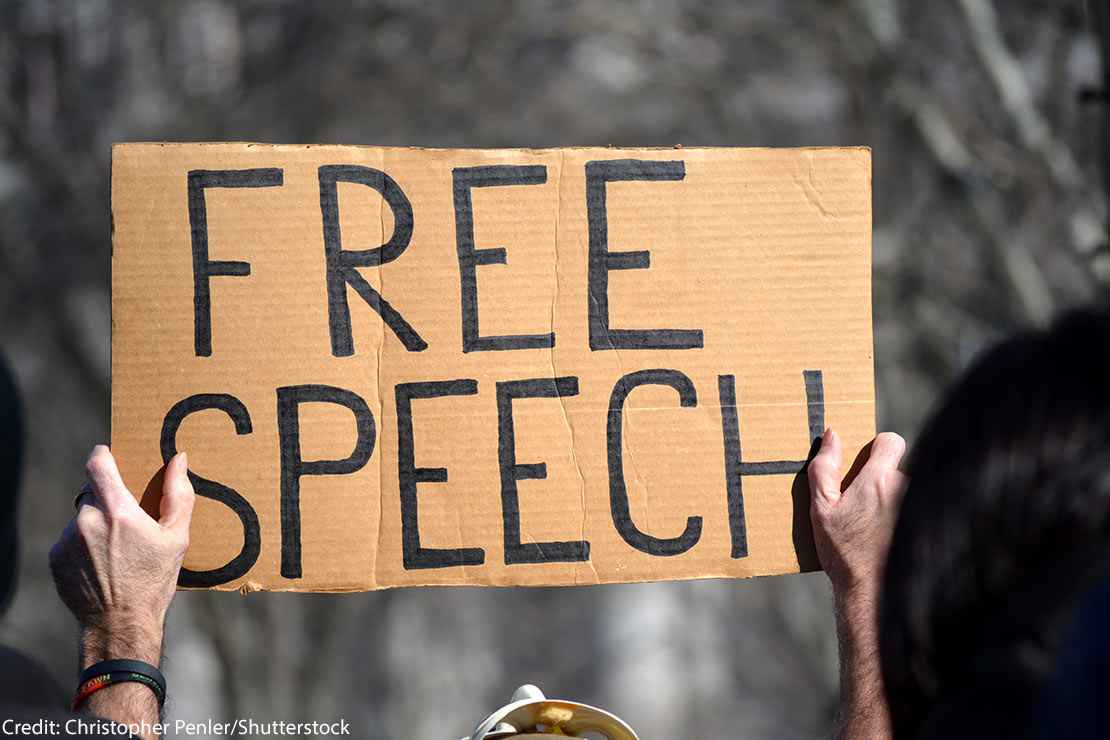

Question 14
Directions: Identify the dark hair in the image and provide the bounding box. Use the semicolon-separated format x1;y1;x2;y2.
1032;563;1110;738
879;308;1110;739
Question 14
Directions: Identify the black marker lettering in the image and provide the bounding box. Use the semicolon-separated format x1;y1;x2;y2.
395;379;485;569
319;165;427;355
161;394;260;587
606;369;702;556
586;159;703;351
496;376;589;564
276;384;376;579
187;168;283;357
718;370;824;558
453;165;554;353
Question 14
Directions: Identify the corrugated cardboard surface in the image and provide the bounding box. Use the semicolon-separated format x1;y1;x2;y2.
111;143;874;592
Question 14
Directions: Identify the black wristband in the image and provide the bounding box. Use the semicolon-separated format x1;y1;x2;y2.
78;659;166;706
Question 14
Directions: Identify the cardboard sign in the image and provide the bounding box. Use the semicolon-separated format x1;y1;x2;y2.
110;143;875;592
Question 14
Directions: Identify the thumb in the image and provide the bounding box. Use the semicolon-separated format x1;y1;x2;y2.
159;452;196;532
807;428;843;506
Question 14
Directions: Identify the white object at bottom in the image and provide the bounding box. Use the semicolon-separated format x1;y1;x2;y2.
463;684;639;739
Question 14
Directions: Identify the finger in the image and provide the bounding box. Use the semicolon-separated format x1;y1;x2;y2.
882;469;909;505
73;500;107;553
85;445;139;514
807;428;843;506
862;432;907;475
159;451;196;531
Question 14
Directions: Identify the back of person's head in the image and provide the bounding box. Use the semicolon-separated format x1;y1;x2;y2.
879;307;1110;739
1033;562;1110;738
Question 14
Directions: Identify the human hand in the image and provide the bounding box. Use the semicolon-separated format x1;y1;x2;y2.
810;430;905;740
50;445;195;668
808;429;906;601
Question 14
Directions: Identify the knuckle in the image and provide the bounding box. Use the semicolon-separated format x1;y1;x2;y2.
74;508;101;539
878;470;907;498
74;507;94;530
173;479;197;502
807;455;832;479
808;461;838;495
106;508;131;529
875;432;907;455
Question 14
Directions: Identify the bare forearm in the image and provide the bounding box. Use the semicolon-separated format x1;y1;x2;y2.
78;624;164;740
52;448;193;740
834;589;890;740
808;430;904;740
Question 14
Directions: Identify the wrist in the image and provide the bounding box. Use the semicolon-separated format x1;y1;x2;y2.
833;580;881;656
80;619;163;669
830;564;880;606
834;579;878;608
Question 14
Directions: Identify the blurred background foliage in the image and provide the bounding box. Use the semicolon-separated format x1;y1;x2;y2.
0;1;1106;738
